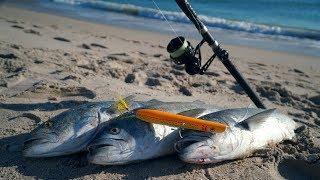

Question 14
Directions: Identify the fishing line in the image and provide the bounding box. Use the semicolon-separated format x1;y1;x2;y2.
178;127;184;139
151;0;184;44
240;105;250;122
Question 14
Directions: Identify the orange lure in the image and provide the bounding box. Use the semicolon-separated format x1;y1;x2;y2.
136;109;227;133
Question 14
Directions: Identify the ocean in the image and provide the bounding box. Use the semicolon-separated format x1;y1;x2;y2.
9;0;320;57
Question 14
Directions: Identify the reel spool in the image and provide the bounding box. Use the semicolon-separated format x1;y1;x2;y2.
167;36;216;75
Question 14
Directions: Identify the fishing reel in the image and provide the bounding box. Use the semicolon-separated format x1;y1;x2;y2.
167;36;216;75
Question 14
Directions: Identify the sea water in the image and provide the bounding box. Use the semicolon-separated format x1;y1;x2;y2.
10;0;320;57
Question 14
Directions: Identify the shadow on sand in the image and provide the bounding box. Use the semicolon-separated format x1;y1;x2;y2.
0;132;226;179
0;100;90;112
278;158;320;180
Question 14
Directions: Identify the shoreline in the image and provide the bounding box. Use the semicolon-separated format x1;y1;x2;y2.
1;4;319;70
4;0;320;59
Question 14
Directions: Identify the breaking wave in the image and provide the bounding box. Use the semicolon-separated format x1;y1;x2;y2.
52;0;320;41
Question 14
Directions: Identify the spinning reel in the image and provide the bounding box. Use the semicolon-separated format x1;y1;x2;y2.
167;36;216;75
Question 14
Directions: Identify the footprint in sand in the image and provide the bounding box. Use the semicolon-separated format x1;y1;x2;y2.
11;25;24;29
23;29;41;36
0;53;17;59
145;77;161;87
32;24;42;28
278;158;320;179
9;79;96;99
179;86;192;96
153;54;163;58
60;86;96;99
107;53;129;61
10;113;42;124
53;37;71;42
131;40;141;44
0;79;7;87
230;84;245;95
6;19;19;24
60;75;81;82
90;43;107;49
80;43;91;50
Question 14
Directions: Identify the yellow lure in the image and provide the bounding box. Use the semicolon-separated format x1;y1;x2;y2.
115;96;130;112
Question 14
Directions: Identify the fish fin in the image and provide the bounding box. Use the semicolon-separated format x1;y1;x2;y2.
238;108;276;131
178;108;208;118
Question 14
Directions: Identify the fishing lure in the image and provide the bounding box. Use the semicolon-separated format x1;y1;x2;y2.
112;95;136;113
114;96;227;133
115;97;130;112
136;109;227;133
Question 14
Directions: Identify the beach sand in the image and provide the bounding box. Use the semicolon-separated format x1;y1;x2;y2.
0;4;319;180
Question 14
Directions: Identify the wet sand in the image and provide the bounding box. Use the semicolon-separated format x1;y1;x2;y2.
0;5;319;180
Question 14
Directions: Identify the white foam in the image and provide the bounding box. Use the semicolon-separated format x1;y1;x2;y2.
52;0;320;40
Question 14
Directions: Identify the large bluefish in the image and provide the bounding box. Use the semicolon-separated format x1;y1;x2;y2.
175;108;296;164
22;99;138;157
87;115;179;165
87;104;221;165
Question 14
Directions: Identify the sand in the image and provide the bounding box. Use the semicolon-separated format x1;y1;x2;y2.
0;4;319;180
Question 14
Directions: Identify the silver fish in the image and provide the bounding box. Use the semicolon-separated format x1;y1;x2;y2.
23;98;219;158
87;105;221;165
175;108;296;164
23;96;140;158
87;115;179;165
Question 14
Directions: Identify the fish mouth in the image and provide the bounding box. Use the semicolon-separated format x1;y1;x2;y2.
87;139;133;165
87;143;114;155
174;139;200;153
176;139;215;164
23;138;50;148
174;132;211;152
22;138;57;157
87;138;128;157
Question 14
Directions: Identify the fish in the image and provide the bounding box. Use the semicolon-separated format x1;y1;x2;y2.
175;108;296;164
87;104;222;165
23;97;220;158
87;115;180;165
23;96;140;157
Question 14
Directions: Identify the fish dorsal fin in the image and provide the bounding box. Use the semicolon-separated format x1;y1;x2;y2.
178;108;208;118
238;108;276;131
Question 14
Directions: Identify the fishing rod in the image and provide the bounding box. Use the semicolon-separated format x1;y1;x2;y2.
166;0;267;109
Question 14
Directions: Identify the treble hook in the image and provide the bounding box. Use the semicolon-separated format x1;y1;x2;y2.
240;103;252;122
178;123;186;139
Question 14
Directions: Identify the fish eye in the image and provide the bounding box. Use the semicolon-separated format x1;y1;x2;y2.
44;121;53;128
211;145;217;150
109;127;120;135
